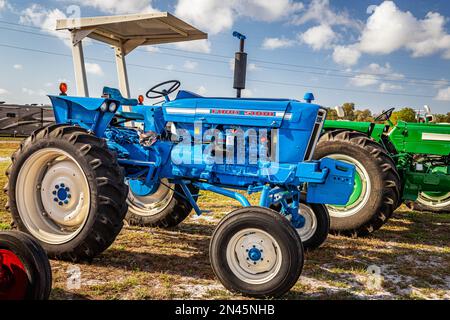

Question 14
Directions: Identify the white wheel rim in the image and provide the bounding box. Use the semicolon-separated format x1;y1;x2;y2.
417;192;450;209
226;228;282;285
15;148;90;244
325;154;371;218
296;204;318;241
126;179;174;217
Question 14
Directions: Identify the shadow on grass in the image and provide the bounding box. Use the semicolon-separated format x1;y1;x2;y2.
85;222;216;280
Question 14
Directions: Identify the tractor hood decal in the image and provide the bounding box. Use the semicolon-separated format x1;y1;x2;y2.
422;132;450;142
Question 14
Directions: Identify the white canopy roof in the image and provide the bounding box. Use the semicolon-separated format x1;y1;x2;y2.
56;12;207;55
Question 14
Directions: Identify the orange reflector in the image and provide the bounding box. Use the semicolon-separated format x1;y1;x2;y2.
138;95;144;105
59;83;68;95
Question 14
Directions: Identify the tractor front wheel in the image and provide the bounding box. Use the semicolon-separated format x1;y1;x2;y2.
210;206;304;298
6;125;128;262
314;130;401;237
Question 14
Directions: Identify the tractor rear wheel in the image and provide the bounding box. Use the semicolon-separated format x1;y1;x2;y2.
210;206;304;298
314;130;401;237
408;192;450;213
125;182;198;227
5;124;128;262
0;231;52;300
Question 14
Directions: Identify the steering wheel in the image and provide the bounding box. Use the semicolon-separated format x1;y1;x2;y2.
146;80;181;99
375;107;395;122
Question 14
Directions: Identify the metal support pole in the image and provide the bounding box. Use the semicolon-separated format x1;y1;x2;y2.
71;33;89;97
115;43;131;101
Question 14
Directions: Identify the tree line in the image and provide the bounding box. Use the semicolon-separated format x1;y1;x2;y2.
326;103;450;124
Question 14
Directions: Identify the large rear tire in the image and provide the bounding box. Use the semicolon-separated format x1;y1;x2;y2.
5;125;128;262
0;231;52;300
210;206;304;298
125;182;198;228
314;130;401;237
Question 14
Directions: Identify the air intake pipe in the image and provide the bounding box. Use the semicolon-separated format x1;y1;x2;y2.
232;31;247;98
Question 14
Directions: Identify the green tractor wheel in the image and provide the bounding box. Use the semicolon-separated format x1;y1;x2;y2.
408;192;450;213
314;130;401;237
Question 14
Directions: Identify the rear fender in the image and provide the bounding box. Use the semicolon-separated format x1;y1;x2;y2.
48;95;117;137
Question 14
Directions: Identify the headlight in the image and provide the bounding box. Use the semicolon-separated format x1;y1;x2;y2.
109;102;117;113
100;102;108;112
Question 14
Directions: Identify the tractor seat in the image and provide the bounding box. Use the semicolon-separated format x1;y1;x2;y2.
102;87;138;106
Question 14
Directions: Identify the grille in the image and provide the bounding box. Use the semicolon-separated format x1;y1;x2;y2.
304;108;327;160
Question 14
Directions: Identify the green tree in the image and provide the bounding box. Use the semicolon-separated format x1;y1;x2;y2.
354;109;373;122
342;103;355;121
391;107;416;124
434;112;450;123
326;107;338;120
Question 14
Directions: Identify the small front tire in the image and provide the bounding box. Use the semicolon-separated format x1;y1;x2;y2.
209;206;304;298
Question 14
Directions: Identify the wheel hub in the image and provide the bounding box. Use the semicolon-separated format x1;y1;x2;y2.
247;247;263;262
226;229;282;285
0;249;28;300
40;160;87;227
53;183;72;206
16;148;91;244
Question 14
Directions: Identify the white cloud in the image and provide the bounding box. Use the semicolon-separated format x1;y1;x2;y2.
197;85;207;95
20;4;69;45
175;0;302;35
332;45;361;66
145;46;160;53
248;63;257;71
262;37;295;50
174;40;211;53
22;88;46;96
291;0;361;29
435;86;450;101
69;0;156;14
85;63;103;76
0;1;6;11
0;88;9;95
334;1;450;66
234;0;304;22
242;89;253;98
183;60;198;70
349;63;404;91
166;65;175;71
379;82;402;92
299;24;336;50
349;75;379;87
13;64;23;70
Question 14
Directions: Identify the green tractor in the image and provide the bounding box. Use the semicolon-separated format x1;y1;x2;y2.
314;106;450;237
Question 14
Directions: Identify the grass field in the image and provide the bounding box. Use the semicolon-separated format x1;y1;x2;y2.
0;140;449;300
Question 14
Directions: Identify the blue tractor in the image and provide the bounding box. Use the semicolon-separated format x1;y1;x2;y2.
5;13;355;297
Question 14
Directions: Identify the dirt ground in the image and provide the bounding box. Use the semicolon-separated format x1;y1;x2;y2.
0;141;449;300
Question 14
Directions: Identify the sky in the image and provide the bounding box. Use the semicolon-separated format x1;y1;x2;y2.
0;0;450;114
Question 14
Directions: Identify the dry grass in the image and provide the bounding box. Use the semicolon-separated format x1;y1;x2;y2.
0;141;449;300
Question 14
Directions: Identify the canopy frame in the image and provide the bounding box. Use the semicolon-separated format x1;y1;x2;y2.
56;12;208;100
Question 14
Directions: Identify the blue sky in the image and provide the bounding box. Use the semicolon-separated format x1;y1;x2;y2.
0;0;450;114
